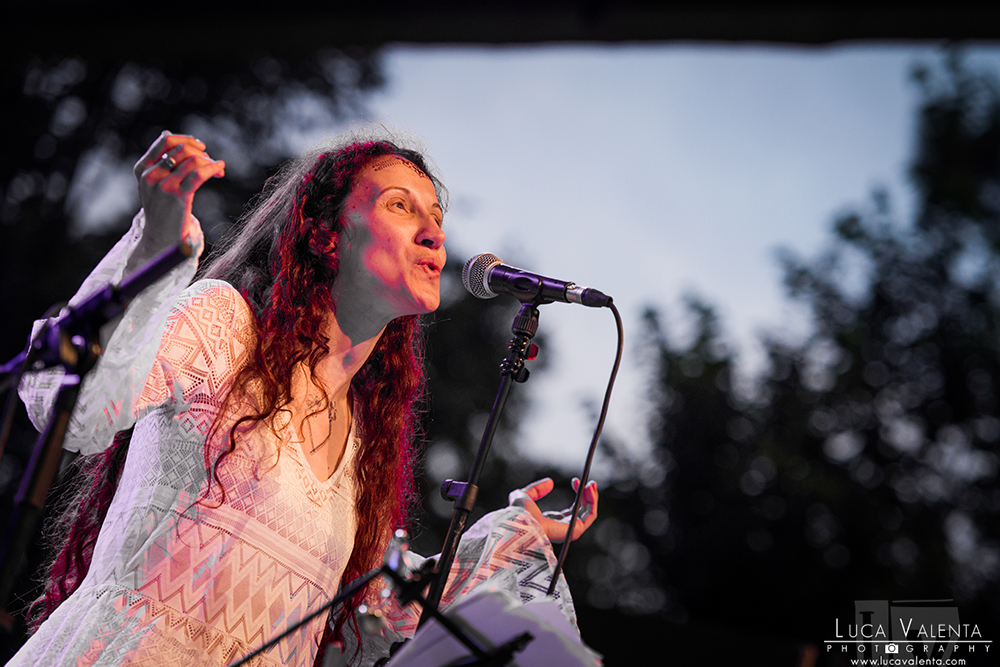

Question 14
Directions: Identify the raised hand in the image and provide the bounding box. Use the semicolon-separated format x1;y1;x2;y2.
132;130;225;255
509;477;599;543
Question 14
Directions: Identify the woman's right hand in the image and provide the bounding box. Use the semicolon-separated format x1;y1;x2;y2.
132;130;225;254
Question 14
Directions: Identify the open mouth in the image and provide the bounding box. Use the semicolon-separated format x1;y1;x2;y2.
418;260;441;274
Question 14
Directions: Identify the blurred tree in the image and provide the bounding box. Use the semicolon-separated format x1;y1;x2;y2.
764;53;1000;627
578;56;1000;665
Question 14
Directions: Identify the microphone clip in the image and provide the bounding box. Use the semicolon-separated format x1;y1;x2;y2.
500;303;541;382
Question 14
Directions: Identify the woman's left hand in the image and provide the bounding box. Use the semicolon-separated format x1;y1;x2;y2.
509;477;599;543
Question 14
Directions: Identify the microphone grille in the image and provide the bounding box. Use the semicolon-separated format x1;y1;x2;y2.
462;253;503;299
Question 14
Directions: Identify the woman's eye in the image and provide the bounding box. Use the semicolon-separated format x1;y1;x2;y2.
391;200;406;210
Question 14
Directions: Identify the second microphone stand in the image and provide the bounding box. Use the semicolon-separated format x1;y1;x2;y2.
418;301;541;626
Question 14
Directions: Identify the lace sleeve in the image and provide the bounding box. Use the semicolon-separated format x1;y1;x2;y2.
17;209;205;455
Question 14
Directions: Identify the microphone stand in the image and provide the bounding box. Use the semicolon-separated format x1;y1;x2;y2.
0;242;193;629
418;300;543;627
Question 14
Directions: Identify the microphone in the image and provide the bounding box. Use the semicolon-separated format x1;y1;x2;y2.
462;253;612;308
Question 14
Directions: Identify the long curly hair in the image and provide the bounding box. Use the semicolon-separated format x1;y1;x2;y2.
200;132;445;643
27;130;446;655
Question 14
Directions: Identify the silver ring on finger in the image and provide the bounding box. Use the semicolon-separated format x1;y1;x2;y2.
159;152;177;170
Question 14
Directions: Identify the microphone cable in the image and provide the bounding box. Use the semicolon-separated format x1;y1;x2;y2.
546;300;624;596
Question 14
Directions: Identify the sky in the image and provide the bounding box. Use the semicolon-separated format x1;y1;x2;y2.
353;43;1000;474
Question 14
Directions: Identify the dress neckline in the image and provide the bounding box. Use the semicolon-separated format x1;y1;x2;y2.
275;411;357;487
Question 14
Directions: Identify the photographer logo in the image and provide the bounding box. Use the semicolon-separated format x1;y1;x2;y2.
825;599;992;661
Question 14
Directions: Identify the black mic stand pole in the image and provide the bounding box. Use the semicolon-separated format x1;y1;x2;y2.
418;301;542;627
0;242;193;629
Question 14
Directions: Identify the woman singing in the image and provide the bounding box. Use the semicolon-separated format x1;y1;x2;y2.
10;130;598;666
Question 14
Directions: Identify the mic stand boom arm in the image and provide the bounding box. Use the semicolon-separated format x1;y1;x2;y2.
418;301;541;627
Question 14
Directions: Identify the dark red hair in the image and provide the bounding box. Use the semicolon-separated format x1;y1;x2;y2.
201;138;439;645
27;135;445;658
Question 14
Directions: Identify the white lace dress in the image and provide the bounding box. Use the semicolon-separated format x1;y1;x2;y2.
11;212;581;667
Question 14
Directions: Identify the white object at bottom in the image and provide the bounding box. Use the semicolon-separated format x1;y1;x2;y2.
387;587;603;667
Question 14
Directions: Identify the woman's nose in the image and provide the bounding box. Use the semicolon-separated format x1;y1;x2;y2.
418;217;445;248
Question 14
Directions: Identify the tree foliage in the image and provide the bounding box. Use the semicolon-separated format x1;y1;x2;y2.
579;57;1000;664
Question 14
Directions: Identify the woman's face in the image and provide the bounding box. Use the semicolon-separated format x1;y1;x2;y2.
334;156;446;320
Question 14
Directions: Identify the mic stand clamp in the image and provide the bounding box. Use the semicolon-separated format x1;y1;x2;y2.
439;479;478;512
